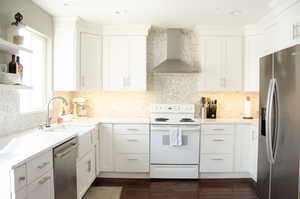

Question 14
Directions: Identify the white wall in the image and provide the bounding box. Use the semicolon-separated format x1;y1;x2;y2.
0;0;53;136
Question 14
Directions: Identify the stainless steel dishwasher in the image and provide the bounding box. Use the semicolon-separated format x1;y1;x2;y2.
53;137;78;199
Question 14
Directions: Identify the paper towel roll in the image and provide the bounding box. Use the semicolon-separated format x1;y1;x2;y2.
244;96;252;119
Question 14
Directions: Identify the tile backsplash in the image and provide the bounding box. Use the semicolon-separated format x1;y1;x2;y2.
0;88;46;136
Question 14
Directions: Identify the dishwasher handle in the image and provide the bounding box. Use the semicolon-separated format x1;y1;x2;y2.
55;144;78;159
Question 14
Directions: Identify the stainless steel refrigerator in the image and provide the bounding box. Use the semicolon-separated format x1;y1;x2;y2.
257;44;300;199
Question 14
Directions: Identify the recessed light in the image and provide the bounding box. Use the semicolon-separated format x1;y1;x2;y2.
114;10;128;15
229;10;242;16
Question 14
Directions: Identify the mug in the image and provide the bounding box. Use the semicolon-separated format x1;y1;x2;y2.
0;64;7;72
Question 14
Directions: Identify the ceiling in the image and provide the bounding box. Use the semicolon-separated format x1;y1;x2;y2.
32;0;273;28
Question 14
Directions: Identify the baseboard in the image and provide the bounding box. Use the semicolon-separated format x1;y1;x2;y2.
98;172;150;179
199;172;252;179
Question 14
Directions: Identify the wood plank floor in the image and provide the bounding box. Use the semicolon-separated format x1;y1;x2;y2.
94;178;257;199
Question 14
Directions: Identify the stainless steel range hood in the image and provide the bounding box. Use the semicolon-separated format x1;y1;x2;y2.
152;29;199;73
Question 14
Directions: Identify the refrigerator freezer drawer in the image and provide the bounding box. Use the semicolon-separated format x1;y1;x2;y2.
150;165;199;179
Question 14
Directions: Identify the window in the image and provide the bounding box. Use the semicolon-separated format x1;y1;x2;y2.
18;28;49;113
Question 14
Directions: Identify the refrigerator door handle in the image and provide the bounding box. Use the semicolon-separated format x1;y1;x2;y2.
266;79;275;164
273;79;280;162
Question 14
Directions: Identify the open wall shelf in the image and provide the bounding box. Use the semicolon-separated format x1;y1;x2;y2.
0;38;33;54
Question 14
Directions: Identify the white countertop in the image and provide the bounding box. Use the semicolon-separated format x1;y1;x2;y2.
68;117;258;125
0;124;96;169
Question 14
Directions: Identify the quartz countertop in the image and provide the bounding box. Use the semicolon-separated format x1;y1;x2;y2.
67;117;258;125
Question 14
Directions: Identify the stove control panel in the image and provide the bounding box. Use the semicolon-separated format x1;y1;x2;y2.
151;104;195;114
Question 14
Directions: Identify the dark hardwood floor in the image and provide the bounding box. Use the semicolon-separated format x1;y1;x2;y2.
94;178;257;199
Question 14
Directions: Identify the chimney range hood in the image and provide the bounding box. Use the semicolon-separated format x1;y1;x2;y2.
152;28;199;73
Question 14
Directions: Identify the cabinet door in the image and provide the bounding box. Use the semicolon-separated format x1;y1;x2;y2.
127;37;147;91
244;35;261;92
235;125;252;172
250;125;259;181
224;37;243;91
27;171;54;199
199;37;224;91
99;124;114;172
80;33;102;90
103;36;129;90
77;149;95;199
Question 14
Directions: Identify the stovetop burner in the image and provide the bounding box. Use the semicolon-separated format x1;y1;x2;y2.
155;118;169;122
180;118;195;122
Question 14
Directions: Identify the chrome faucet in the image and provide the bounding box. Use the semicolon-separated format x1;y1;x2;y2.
45;96;68;128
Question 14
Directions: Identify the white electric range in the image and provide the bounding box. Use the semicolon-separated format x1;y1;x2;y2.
150;104;201;179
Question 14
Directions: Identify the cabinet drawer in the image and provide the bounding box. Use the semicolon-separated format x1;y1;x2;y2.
114;125;149;135
115;154;149;172
78;131;92;158
14;187;27;199
27;150;52;183
201;135;233;154
115;134;149;154
13;164;27;191
201;124;234;134
27;171;53;199
200;154;233;172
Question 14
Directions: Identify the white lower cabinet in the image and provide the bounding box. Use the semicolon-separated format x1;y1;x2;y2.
99;123;150;176
10;150;54;199
200;123;259;180
27;171;54;199
77;148;96;199
76;127;98;199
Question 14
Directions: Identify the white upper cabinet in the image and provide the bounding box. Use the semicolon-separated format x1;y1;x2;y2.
102;25;150;91
53;17;102;91
244;33;262;92
198;35;243;91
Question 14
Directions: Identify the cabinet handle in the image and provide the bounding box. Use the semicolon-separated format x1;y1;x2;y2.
127;128;139;131
211;158;224;161
38;176;51;185
19;176;26;181
87;160;92;172
127;158;138;161
213;138;225;142
212;128;225;131
37;162;49;169
127;139;138;142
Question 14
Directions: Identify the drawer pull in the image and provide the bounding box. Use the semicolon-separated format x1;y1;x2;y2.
213;138;225;142
213;128;225;131
37;162;49;169
127;158;138;161
127;139;138;142
211;158;224;161
127;129;139;131
19;176;26;181
38;176;51;185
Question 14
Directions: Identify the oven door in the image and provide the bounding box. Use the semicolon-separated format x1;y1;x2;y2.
150;125;200;164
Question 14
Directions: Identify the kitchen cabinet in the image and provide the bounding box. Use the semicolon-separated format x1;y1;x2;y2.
7;150;54;199
244;34;262;92
99;124;114;172
76;126;98;199
53;17;102;91
98;123;150;175
235;124;259;181
102;25;150;91
200;124;235;173
113;124;150;172
77;148;96;199
27;171;54;199
199;36;243;91
102;36;147;91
